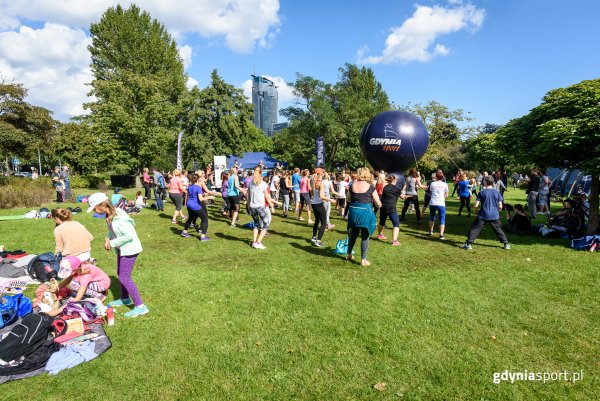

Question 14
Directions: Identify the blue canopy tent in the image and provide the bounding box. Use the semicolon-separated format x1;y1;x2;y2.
548;167;593;197
226;152;287;170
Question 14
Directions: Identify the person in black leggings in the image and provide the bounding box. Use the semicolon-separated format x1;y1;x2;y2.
310;172;334;247
181;174;214;240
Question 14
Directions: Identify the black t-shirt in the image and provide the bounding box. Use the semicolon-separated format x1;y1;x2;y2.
527;175;540;193
510;213;531;232
280;177;289;194
381;184;402;213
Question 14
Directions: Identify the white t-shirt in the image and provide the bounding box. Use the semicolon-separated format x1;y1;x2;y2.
270;175;280;192
429;181;449;206
337;181;349;198
249;181;268;208
181;176;190;189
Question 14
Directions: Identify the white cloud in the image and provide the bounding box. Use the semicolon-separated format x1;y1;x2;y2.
0;1;282;120
241;75;295;103
178;45;193;69
358;2;485;65
0;0;281;53
0;23;92;117
186;76;199;90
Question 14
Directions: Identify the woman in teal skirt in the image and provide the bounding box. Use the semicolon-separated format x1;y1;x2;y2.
346;168;382;266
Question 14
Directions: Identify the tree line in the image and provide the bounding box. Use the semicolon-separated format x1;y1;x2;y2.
1;4;597;233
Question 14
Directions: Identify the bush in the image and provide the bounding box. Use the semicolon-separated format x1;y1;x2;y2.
69;174;110;189
0;177;54;208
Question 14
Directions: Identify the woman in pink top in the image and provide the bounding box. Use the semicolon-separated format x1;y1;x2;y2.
169;169;186;223
142;167;151;199
297;169;313;223
57;256;111;302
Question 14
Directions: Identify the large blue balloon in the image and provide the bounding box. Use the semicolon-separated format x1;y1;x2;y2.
360;110;429;174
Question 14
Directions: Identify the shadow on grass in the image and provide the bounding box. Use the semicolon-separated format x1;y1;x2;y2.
107;275;123;302
214;232;251;245
268;228;311;242
289;241;340;260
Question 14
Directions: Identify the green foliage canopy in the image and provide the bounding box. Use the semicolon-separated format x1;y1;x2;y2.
85;4;187;172
273;64;390;169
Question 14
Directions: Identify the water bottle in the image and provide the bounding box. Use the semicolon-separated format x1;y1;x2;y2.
106;307;115;326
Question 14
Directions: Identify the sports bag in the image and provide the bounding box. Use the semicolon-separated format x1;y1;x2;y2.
27;252;59;282
0;294;33;329
0;313;55;362
333;238;354;255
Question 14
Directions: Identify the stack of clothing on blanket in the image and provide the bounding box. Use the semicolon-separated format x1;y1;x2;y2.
0;250;40;290
0;253;113;384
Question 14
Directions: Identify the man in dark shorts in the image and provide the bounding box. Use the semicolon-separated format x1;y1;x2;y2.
460;176;510;250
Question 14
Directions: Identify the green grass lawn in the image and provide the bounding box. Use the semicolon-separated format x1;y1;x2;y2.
1;188;598;400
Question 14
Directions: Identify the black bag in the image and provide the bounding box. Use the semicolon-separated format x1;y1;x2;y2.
0;313;55;362
27;252;59;282
0;340;59;376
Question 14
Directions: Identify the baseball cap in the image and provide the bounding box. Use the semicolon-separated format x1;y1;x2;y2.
87;192;108;213
58;256;82;279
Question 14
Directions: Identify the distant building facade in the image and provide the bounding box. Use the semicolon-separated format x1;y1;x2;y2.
251;75;278;136
273;122;289;133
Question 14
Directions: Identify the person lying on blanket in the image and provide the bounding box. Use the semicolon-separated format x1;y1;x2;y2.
57;256;111;303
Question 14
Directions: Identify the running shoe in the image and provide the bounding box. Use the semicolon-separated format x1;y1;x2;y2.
200;236;210;242
311;236;317;243
427;231;433;235
230;223;237;228
124;305;149;318
108;298;133;308
308;220;314;224
254;243;266;250
460;243;473;250
327;224;335;230
439;235;445;240
314;240;324;247
377;234;387;240
503;243;511;250
181;232;191;238
391;241;401;246
171;220;177;224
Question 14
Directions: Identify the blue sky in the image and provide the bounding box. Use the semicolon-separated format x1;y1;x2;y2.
1;0;599;127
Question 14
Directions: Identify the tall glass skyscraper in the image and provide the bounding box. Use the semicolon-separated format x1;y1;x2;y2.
251;75;278;136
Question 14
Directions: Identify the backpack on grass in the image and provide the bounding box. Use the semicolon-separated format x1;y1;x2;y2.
0;313;57;363
27;253;59;282
0;313;64;376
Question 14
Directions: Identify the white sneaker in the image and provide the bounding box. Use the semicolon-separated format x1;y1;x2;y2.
254;243;266;250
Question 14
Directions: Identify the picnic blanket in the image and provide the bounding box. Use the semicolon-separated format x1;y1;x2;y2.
0;320;111;384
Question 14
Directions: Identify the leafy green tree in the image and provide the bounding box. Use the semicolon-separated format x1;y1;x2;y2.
496;78;600;234
400;101;473;174
463;124;512;172
0;82;56;172
85;4;187;172
273;64;390;169
50;121;118;174
181;70;271;168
